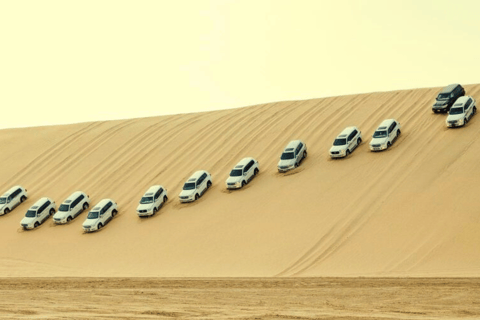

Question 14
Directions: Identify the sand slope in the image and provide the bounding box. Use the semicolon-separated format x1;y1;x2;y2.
0;85;480;277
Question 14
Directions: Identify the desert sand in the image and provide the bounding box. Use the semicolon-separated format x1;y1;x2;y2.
0;85;479;277
1;278;479;319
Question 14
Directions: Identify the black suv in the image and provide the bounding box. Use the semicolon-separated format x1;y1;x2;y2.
432;84;465;113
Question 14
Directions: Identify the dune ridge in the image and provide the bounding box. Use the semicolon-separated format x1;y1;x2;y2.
0;85;480;277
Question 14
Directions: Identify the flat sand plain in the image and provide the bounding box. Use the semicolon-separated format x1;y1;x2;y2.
1;278;479;319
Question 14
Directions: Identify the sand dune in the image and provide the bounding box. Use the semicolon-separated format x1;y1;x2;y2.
0;85;479;277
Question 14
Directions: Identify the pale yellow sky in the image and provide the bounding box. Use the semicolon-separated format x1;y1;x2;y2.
1;0;479;129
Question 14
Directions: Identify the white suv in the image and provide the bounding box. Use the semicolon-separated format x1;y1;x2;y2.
225;157;259;189
137;185;168;217
0;185;27;215
179;170;212;202
369;119;401;151
20;197;56;230
446;96;477;128
53;191;90;224
82;199;118;232
329;126;362;158
277;140;307;172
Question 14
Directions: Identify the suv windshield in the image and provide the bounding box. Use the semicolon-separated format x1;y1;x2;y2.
183;182;196;190
87;211;99;219
59;204;70;212
373;130;387;138
281;152;294;160
230;169;243;177
25;210;36;218
333;138;347;146
140;196;153;204
0;198;5;204
449;107;464;115
437;93;450;100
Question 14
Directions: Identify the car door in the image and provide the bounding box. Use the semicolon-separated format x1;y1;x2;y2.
465;99;472;119
10;190;20;208
388;123;396;143
154;188;162;207
347;131;355;151
37;201;48;223
197;174;207;194
99;204;107;224
245;161;254;181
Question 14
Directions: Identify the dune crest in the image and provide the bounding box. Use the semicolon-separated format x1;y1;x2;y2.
0;85;480;277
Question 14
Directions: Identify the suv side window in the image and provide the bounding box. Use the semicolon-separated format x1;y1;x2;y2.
155;189;163;200
388;123;396;134
247;160;254;171
12;189;19;198
465;99;472;109
38;201;50;214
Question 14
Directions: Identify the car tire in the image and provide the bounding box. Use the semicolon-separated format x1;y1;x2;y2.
195;194;199;200
164;196;168;203
473;107;477;115
295;162;299;168
20;196;26;203
304;151;307;158
242;181;246;187
49;208;55;215
153;208;157;215
387;142;392;148
83;203;89;210
357;138;362;145
254;168;259;175
97;223;103;229
112;209;118;217
4;208;9;215
207;181;212;188
34;222;39;228
67;216;72;222
397;129;401;136
346;150;350;157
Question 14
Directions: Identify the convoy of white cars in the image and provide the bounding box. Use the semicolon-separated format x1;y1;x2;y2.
2;83;475;233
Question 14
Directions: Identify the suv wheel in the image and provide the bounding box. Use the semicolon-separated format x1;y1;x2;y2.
34;222;40;228
83;203;89;210
346;150;350;157
97;223;103;229
195;194;199;200
303;150;307;158
207;181;212;188
164;196;168;203
49;208;55;215
357;138;362;145
473;107;477;115
254;168;259;175
67;216;72;222
4;208;9;215
387;141;392;148
153;207;157;215
112;209;118;217
242;181;246;187
20;196;26;202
